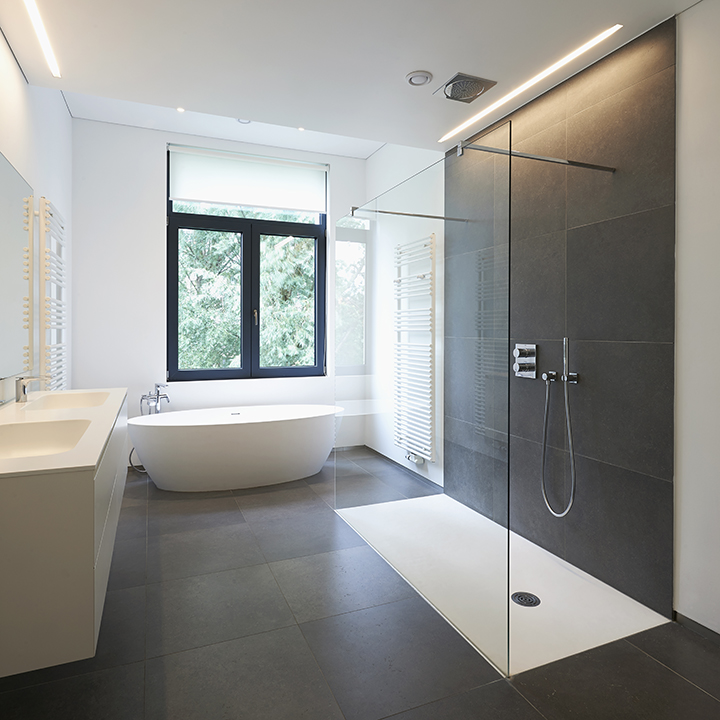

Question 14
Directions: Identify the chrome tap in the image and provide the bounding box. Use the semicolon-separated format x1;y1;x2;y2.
141;383;170;414
155;383;170;410
15;376;44;403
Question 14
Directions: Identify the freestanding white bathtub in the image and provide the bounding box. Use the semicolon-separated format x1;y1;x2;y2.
127;404;342;492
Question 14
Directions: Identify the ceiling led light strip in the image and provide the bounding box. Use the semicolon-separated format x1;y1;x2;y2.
23;0;61;78
439;24;622;143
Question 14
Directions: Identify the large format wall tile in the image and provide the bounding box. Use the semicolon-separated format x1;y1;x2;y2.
569;341;674;481
511;123;568;242
509;436;568;558
565;19;676;117
564;456;673;616
567;205;675;342
567;65;675;229
445;439;505;522
510;231;566;341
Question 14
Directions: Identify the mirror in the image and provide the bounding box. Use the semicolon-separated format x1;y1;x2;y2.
0;151;32;380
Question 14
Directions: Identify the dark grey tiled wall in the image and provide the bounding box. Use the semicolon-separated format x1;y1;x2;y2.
444;123;511;528
444;19;675;615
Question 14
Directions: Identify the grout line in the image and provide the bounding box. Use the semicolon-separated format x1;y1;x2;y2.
505;677;553;719
622;638;720;705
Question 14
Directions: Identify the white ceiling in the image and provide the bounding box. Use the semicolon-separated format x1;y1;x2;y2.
0;0;698;156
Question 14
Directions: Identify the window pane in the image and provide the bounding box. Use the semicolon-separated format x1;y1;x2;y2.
172;200;320;224
335;240;366;367
178;228;243;370
259;234;315;367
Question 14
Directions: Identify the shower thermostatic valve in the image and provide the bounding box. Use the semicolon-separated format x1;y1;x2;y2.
513;343;537;379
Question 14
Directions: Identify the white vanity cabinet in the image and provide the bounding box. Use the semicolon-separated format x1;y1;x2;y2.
0;388;128;678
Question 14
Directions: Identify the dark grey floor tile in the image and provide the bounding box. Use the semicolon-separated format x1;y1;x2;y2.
248;507;366;562
234;484;330;523
348;456;442;498
331;473;407;509
145;626;343;720
385;680;545;720
337;446;381;460
121;470;148;505
231;477;309;496
0;587;146;692
147;496;244;537
146;522;265;583
0;662;145;720
145;564;294;658
626;623;720;702
511;637;720;720
147;480;233;502
107;536;146;591
301;597;500;720
115;501;147;542
270;546;416;623
374;468;443;499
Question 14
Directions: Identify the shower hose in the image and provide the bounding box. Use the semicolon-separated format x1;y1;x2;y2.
540;369;577;518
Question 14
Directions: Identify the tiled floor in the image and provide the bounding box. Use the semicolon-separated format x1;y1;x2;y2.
1;447;720;719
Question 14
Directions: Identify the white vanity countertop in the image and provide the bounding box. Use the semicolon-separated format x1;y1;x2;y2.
0;388;127;478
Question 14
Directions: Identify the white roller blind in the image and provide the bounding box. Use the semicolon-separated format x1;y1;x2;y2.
168;145;327;213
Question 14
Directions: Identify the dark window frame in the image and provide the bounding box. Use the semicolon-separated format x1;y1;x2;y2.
167;204;327;381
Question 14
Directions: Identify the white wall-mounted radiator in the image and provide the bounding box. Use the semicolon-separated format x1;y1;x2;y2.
22;195;34;373
393;233;436;462
39;197;68;390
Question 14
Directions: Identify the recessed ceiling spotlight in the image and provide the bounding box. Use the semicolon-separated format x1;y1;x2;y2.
406;70;433;87
298;127;305;132
176;107;185;113
237;118;251;124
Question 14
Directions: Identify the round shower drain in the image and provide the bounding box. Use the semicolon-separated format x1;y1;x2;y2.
512;592;541;607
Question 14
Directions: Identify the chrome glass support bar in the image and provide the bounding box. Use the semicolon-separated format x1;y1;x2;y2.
464;143;616;173
351;207;470;222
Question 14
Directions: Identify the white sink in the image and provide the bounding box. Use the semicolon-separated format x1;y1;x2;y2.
26;392;110;411
0;419;91;459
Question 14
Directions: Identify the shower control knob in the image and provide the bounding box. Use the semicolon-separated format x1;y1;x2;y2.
513;362;536;374
513;347;533;358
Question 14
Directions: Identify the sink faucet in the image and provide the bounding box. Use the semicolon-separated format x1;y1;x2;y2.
15;376;44;403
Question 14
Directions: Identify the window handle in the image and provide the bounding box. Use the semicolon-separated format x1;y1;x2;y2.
254;309;258;326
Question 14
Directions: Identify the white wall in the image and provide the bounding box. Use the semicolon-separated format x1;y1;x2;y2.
71;119;365;418
675;0;720;635
0;33;72;403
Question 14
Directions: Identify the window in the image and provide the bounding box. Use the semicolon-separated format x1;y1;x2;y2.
167;148;327;380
